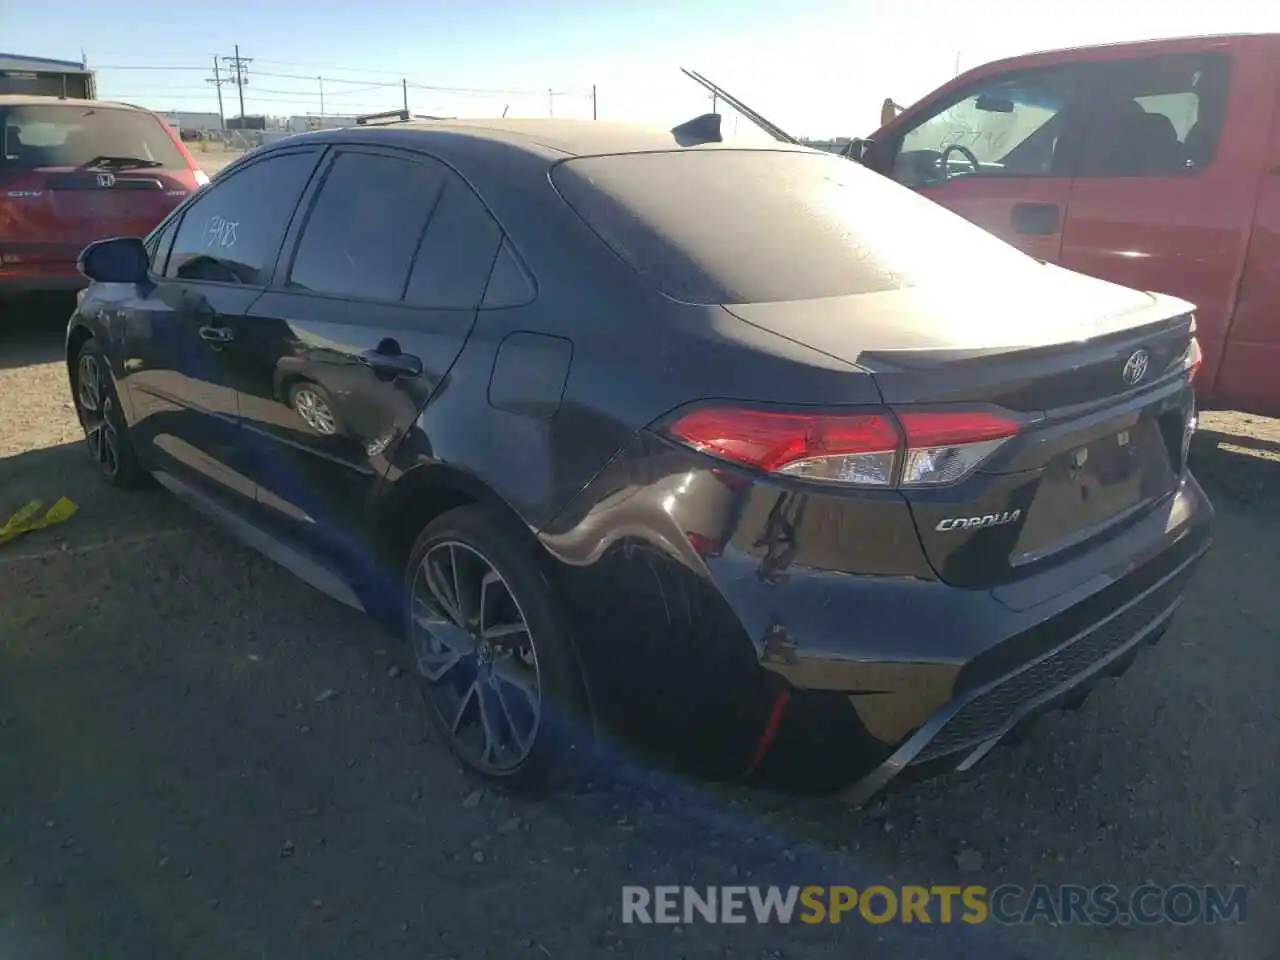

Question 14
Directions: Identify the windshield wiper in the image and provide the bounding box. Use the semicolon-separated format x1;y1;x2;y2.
80;155;164;171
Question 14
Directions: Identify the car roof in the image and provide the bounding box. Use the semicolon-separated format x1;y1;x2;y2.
285;117;804;162
974;32;1277;74
0;94;152;113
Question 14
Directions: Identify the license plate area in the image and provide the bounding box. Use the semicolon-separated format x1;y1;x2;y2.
1011;416;1177;565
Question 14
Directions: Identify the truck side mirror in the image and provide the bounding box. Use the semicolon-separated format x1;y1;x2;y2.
844;137;889;173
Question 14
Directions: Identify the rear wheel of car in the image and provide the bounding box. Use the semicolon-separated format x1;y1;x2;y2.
404;504;593;795
72;338;148;489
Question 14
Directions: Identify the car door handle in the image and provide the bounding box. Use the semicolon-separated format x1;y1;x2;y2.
359;345;422;378
1011;202;1061;236
198;326;235;343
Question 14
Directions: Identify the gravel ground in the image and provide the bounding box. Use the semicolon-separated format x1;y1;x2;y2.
1;307;1277;959
190;145;247;176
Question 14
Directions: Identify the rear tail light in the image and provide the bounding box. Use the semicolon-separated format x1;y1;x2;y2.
1185;336;1202;381
661;406;1020;488
897;411;1019;486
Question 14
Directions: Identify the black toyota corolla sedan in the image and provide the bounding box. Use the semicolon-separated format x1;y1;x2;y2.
65;115;1211;800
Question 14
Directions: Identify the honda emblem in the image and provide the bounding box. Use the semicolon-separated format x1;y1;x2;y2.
96;173;115;188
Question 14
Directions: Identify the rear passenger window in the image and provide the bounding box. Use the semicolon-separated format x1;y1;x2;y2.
287;151;446;301
482;239;535;308
165;150;318;285
405;177;503;309
1076;53;1230;177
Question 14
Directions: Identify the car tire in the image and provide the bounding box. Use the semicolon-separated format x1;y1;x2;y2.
404;503;594;795
72;338;150;489
288;380;342;436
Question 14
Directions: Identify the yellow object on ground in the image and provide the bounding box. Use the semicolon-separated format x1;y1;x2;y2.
0;498;78;547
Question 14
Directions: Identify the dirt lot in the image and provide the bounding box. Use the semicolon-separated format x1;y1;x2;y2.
189;143;247;176
1;306;1277;959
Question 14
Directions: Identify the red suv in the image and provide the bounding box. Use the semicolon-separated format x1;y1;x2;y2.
1;95;208;300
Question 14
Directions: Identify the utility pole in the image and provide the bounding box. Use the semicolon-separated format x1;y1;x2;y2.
591;84;597;120
221;44;252;119
206;57;229;130
402;79;409;113
548;88;554;117
711;91;718;113
318;76;325;122
954;49;962;77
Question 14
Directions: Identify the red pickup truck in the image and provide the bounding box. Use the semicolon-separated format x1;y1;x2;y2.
852;33;1280;415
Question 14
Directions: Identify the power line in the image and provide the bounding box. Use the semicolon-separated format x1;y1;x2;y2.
95;61;582;96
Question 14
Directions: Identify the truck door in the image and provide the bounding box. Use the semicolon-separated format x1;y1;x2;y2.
880;63;1094;261
1058;43;1269;405
1213;49;1280;414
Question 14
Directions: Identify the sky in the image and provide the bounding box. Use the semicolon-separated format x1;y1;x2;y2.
4;0;1276;137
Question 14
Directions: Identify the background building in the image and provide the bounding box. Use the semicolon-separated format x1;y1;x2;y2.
0;52;95;98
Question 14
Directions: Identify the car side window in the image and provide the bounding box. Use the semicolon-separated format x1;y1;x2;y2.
146;215;179;275
287;151;447;302
405;175;503;309
1075;53;1230;177
893;66;1089;188
164;150;318;286
482;239;535;308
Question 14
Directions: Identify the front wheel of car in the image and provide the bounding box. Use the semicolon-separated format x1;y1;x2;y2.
72;339;149;489
404;504;593;795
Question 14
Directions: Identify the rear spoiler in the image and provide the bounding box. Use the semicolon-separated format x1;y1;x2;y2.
679;68;800;145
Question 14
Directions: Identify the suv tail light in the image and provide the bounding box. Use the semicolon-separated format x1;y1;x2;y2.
661;406;1020;488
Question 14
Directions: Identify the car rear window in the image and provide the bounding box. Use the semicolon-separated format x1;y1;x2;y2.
551;149;1036;305
0;104;186;170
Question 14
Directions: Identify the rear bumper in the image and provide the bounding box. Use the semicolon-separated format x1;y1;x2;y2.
540;432;1212;795
840;529;1206;803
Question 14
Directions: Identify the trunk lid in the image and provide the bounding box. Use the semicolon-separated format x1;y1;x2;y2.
724;268;1197;589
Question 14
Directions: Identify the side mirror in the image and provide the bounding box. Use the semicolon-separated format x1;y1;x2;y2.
843;137;870;161
843;137;889;173
78;237;150;285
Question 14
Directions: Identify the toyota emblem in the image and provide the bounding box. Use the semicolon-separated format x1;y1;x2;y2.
1122;348;1150;386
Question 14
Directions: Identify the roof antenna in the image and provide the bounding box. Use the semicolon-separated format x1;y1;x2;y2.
670;112;722;146
502;104;510;118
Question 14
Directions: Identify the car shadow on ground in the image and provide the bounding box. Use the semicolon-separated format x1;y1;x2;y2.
1189;429;1280;505
0;299;73;372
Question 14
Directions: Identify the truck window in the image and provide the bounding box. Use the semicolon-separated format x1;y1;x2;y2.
1076;52;1230;177
892;67;1088;188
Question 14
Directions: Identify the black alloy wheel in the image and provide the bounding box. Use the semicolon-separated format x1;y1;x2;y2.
411;539;542;769
404;505;592;793
73;340;147;488
77;350;120;478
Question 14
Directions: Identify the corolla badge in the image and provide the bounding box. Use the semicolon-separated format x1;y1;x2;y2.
1122;348;1150;386
935;509;1021;532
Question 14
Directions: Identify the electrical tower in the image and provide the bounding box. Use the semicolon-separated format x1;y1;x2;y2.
221;45;252;120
